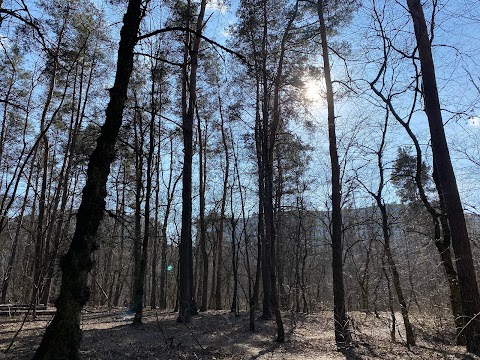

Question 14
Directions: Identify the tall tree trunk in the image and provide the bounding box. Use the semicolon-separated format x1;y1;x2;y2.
33;0;143;357
317;0;351;347
229;134;241;315
432;167;465;345
382;256;396;342
33;12;72;308
230;199;239;314
301;211;309;314
33;68;56;307
113;164;128;307
23;159;40;303
197;99;208;312
258;1;298;342
406;1;480;354
152;143;161;310
178;0;206;323
208;232;217;310
1;162;33;303
378;202;416;347
215;218;224;310
159;137;181;309
252;54;263;331
0;64;14;175
369;15;465;341
41;55;94;305
150;228;158;309
275;153;286;309
260;0;272;321
133;79;156;323
131;102;144;315
372;112;415;347
215;80;229;311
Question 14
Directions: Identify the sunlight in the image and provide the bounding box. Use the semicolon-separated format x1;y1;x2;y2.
206;0;228;13
304;80;322;102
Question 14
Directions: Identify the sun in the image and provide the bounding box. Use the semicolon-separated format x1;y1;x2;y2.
304;80;322;101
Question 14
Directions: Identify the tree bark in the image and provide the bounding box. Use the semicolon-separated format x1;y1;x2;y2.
215;80;229;311
1;164;33;303
131;100;144;316
432;167;465;345
378;202;416;347
178;0;206;323
197;97;208;312
317;0;351;347
406;0;480;354
260;0;272;321
133;75;156;323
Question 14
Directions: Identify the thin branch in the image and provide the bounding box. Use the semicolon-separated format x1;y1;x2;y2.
134;52;184;67
137;26;249;65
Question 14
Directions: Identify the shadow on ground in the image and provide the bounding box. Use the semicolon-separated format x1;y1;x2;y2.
0;310;478;359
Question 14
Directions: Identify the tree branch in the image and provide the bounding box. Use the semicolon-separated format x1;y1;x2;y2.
136;26;249;65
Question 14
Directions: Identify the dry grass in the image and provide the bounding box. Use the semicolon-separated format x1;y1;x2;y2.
0;309;478;359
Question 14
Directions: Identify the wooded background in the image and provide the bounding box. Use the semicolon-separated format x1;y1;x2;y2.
0;0;479;357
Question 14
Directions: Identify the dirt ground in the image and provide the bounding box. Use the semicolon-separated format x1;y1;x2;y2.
0;308;478;359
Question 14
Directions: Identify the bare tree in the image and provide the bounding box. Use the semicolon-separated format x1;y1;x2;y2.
358;111;416;347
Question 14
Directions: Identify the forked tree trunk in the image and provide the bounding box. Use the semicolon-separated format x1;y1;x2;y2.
33;1;143;357
370;114;415;347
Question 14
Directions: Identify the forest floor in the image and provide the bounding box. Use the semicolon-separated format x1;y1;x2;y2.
0;307;478;359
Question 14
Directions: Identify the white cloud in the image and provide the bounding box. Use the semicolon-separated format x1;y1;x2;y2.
468;117;480;127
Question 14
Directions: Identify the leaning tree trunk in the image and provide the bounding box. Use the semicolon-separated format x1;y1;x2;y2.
33;0;143;358
317;0;351;347
1;164;33;303
432;166;465;345
406;0;480;355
